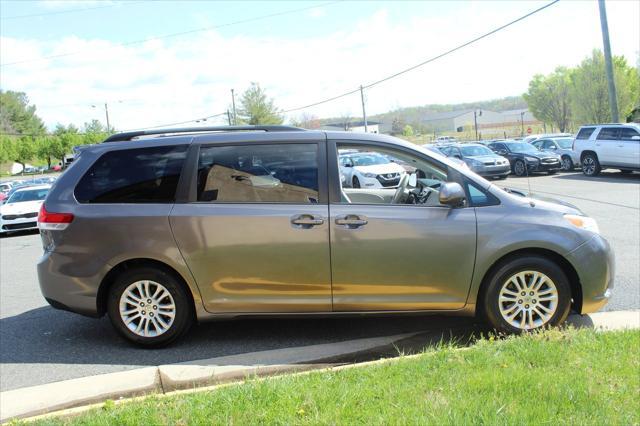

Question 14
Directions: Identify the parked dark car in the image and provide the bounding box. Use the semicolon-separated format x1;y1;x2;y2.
489;141;561;176
436;143;510;179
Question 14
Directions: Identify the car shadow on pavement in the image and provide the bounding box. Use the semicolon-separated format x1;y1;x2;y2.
551;171;640;183
0;306;484;369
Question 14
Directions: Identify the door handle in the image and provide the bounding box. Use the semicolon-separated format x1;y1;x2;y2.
291;214;324;229
335;214;368;229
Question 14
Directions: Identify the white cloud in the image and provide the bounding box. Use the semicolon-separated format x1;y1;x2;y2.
1;0;638;131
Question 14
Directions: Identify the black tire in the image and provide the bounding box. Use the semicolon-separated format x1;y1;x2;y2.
547;170;557;175
513;160;527;177
107;266;193;347
480;255;571;334
582;153;601;177
352;176;361;188
497;175;508;180
560;155;573;171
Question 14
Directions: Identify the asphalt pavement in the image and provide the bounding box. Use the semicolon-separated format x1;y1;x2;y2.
1;170;638;392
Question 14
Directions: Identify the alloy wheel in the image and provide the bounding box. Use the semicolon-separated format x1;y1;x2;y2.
498;271;558;330
514;161;526;176
561;157;572;171
582;157;595;175
119;280;176;337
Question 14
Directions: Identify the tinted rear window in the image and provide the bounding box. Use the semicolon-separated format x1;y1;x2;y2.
75;145;187;203
619;127;640;141
596;127;619;140
576;127;595;140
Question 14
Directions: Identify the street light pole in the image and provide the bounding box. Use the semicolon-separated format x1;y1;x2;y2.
520;111;525;137
598;0;619;122
104;103;111;132
360;85;368;133
474;110;482;141
231;89;237;125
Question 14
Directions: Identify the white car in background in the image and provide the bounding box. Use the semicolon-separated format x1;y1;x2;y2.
0;185;51;234
573;123;640;176
339;151;406;188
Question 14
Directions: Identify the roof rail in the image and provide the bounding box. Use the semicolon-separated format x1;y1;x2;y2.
103;125;305;143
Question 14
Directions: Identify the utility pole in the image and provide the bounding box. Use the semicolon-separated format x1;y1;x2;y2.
227;109;232;126
231;89;237;125
598;0;619;122
520;111;525;137
360;85;368;133
104;103;111;132
92;103;111;132
473;110;482;141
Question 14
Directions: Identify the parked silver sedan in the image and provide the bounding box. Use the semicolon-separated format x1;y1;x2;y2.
530;137;579;171
437;143;510;179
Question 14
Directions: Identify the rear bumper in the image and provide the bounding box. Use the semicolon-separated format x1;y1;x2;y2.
37;250;102;317
567;234;614;314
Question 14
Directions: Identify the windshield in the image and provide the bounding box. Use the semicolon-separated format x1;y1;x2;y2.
460;145;494;156
7;188;48;203
555;138;574;149
351;153;390;166
505;142;538;153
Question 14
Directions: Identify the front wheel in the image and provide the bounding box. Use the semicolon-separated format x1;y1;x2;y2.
352;176;361;188
513;160;527;177
481;256;571;333
107;267;193;347
560;156;573;171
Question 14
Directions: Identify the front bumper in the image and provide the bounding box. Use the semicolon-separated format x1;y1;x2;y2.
473;164;511;177
0;215;39;233
527;160;561;173
567;234;614;314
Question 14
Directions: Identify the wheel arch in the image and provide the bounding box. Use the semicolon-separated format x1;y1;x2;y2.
580;150;598;162
96;258;197;318
476;248;582;316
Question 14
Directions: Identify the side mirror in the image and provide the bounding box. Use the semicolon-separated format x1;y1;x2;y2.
439;182;466;208
344;163;353;168
497;150;507;155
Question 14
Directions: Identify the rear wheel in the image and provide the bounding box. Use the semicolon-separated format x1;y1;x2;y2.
107;267;193;347
352;176;361;188
582;153;601;177
481;255;571;333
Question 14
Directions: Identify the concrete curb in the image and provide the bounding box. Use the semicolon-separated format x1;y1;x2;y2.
2;310;638;423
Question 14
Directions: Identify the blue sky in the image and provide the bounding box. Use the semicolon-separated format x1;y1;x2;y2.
1;0;638;130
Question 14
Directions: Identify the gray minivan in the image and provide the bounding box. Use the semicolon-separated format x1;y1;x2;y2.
38;126;613;346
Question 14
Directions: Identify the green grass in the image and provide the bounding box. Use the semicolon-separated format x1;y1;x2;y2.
32;328;640;425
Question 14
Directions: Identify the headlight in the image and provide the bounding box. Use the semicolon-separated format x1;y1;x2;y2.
564;214;600;234
524;156;539;162
363;173;376;178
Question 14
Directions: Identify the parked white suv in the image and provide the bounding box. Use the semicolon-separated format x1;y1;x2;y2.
573;123;640;176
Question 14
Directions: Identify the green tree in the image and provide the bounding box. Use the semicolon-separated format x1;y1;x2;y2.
0;90;45;135
570;50;640;124
402;124;414;137
237;83;283;125
0;135;16;165
50;124;81;167
13;136;37;172
524;67;573;132
82;119;109;145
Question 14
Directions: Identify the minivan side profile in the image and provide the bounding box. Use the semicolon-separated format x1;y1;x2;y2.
38;126;613;346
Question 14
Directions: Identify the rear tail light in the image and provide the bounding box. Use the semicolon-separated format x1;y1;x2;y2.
38;205;74;231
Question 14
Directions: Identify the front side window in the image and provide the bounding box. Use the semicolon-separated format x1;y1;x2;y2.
75;145;187;203
196;144;319;203
505;142;538;154
337;144;449;206
555;138;574;149
596;127;619;140
619;128;640;141
576;127;595;140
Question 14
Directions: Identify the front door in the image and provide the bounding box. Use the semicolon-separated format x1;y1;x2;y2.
170;140;332;313
328;141;477;311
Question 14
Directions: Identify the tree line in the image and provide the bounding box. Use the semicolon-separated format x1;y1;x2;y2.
524;49;639;132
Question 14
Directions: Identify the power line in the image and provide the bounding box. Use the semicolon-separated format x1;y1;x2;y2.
282;0;559;114
121;112;229;131
0;1;342;67
1;1;147;21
